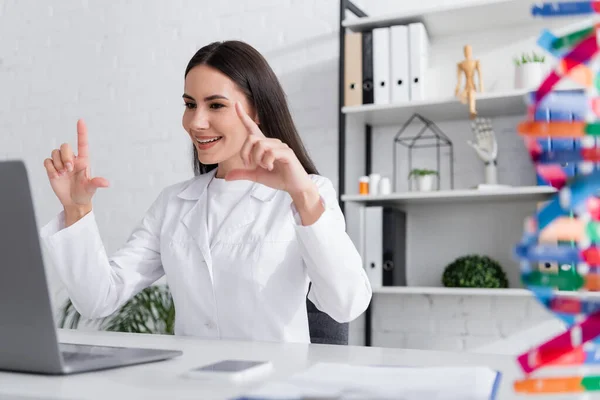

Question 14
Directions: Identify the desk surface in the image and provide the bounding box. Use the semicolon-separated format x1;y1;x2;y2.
0;329;581;400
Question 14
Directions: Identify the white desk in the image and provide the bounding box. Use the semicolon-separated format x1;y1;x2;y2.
0;328;587;400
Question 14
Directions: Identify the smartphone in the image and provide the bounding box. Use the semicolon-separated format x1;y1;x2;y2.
181;359;273;382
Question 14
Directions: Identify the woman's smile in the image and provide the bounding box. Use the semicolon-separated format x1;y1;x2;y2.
194;135;223;150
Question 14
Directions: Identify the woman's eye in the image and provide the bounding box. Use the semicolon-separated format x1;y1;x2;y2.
184;102;196;110
210;103;224;109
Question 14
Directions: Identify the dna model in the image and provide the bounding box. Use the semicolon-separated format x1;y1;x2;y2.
513;1;600;395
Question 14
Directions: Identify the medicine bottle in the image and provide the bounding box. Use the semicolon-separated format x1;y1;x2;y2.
359;176;369;194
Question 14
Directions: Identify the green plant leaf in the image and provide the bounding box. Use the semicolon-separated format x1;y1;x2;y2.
515;51;545;65
442;254;509;289
59;285;175;335
408;168;438;178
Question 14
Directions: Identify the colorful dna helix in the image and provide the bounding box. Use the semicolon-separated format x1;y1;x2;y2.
513;1;600;395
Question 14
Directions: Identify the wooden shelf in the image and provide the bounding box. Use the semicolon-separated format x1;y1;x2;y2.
373;286;600;298
342;89;530;126
341;185;557;207
342;0;582;38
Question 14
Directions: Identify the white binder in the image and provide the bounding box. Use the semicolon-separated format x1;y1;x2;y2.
390;25;410;103
373;27;391;105
364;207;383;289
408;22;429;101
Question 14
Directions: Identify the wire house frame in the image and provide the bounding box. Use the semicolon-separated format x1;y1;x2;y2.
393;113;455;191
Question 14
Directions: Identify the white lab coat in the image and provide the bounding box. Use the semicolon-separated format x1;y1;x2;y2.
40;169;372;343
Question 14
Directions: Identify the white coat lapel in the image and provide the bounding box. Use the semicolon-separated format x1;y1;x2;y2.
177;170;216;274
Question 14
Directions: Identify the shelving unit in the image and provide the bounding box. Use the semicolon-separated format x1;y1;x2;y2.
336;0;583;347
336;0;576;213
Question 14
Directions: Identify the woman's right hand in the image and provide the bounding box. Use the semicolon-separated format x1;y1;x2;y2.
43;119;110;210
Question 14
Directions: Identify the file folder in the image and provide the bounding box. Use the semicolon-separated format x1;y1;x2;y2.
364;207;407;289
373;27;391;105
382;207;407;286
408;22;429;101
391;25;410;103
362;30;374;104
344;32;362;107
365;207;383;288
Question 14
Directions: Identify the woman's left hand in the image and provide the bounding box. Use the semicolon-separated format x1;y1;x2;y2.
225;102;316;198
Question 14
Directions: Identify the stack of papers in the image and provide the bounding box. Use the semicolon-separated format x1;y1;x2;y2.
236;362;501;400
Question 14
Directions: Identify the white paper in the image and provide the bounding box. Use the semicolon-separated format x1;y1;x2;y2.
241;362;499;400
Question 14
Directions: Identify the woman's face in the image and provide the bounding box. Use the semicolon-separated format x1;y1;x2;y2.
182;64;257;170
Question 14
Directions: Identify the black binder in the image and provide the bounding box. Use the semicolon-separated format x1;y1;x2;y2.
382;207;407;286
361;30;374;105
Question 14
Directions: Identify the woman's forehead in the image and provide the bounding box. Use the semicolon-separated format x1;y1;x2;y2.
184;65;239;97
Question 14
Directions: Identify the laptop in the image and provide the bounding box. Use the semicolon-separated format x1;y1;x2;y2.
0;160;183;375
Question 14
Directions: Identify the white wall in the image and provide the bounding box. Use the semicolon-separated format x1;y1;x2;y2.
0;0;341;321
0;0;558;350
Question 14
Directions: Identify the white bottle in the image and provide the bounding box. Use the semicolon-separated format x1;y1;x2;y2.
379;177;391;195
369;173;381;195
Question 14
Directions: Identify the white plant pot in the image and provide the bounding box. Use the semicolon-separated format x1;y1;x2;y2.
514;63;546;90
415;175;435;191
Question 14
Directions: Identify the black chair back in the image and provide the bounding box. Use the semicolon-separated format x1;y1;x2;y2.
306;296;349;345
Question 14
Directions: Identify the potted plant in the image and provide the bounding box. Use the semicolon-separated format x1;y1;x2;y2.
442;254;509;289
514;51;547;90
408;168;438;191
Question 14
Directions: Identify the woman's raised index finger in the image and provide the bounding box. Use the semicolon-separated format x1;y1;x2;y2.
235;101;264;137
77;119;89;158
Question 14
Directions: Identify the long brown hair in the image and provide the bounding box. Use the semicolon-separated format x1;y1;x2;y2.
184;41;319;176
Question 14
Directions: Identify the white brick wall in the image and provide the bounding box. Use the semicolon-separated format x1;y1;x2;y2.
0;0;341;320
368;293;554;351
2;0;556;353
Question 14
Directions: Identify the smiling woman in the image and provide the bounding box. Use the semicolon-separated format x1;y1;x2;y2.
40;40;372;345
182;41;319;181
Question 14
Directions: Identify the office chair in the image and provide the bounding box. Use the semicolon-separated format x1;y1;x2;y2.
306;284;349;345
